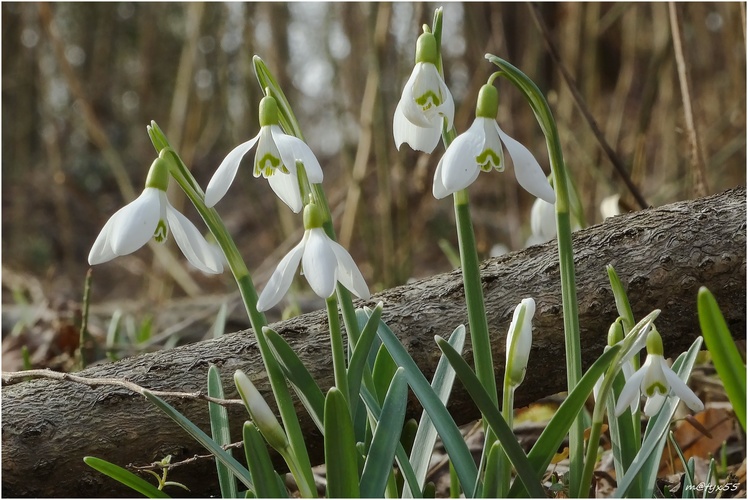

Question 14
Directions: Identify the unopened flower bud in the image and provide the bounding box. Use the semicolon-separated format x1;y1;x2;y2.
234;370;289;451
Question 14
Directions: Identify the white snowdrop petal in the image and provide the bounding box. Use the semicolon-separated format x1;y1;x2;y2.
274;132;324;183
267;170;303;213
302;229;339;299
662;361;705;413
88;216;119;265
205;133;260;207
439;129;483;194
257;237;306;312
615;367;646;416
110;188;161;256
643;393;667;417
393;99;442;153
166;204;223;274
496;125;556;204
328;239;370;300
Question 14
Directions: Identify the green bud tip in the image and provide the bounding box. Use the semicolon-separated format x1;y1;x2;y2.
607;318;624;346
476;84;499;119
415;31;438;65
145;157;170;191
645;326;664;356
258;95;279;128
303;202;325;230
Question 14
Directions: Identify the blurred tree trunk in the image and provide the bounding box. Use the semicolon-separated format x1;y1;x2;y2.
2;188;745;498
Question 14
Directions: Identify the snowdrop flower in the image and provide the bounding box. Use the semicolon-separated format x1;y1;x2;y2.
205;95;323;213
593;318;639;413
88;157;223;274
257;201;370;311
614;327;704;417
526;195;582;246
505;298;535;387
393;30;454;153
433;82;555;204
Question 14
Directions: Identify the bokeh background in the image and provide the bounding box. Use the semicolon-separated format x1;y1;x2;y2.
2;3;745;367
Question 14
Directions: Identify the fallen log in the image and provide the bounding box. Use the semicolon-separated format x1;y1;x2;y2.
3;187;745;497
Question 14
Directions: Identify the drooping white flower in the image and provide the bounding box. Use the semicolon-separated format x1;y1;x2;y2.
433;83;555;203
88;158;223;274
393;31;454;153
526;196;582;246
614;327;704;417
205;95;323;213
256;202;370;311
505;298;535;388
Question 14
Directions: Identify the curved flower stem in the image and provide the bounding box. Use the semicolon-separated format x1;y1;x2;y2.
485;54;584;494
147;123;317;497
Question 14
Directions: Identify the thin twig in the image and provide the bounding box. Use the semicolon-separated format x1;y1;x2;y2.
668;2;709;198
527;2;649;209
1;368;243;407
129;441;246;472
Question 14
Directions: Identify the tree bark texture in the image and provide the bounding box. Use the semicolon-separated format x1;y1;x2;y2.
3;188;745;497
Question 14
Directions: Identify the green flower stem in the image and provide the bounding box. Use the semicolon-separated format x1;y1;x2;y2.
486;54;584;493
497;382;516;497
453;191;498;406
326;296;351;409
147;124;317;497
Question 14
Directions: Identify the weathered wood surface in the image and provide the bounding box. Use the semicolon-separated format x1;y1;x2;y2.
3;187;745;497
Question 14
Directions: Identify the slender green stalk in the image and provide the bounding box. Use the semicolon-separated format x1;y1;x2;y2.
497;382;515;497
326;296;350;409
453;191;497;405
486;54;584;494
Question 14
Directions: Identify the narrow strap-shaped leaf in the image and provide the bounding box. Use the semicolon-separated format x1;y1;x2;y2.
435;337;545;498
373;317;478;497
614;337;703;497
264;328;326;433
698;287;746;430
604;370;640;494
360;368;408;498
243;422;286;498
143;391;253;491
506;343;621;497
208;365;238;499
481;442;502;499
403;325;466;498
607;266;635;334
324;387;361;498
359;385;422;498
347;303;383;410
84;456;171;498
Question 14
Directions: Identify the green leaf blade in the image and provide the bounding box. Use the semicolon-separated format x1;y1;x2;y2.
324;387;361;498
84;456;171;498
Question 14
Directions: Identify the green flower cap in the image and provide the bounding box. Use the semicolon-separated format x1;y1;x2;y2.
258;95;280;128
415;32;438;65
144;157;170;191
476;84;499;119
303;201;325;230
607;318;624;346
645;326;664;356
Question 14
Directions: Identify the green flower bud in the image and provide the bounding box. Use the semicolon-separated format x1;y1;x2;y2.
144;157;170;191
645;326;664;356
258;95;280;128
607;318;624;346
303;201;325;230
234;370;289;452
476;84;499;119
415;32;438;65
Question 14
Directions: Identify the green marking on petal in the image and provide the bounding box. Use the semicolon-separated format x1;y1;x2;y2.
476;148;502;172
415;90;442;110
644;381;668;397
153;219;168;243
256;153;282;178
